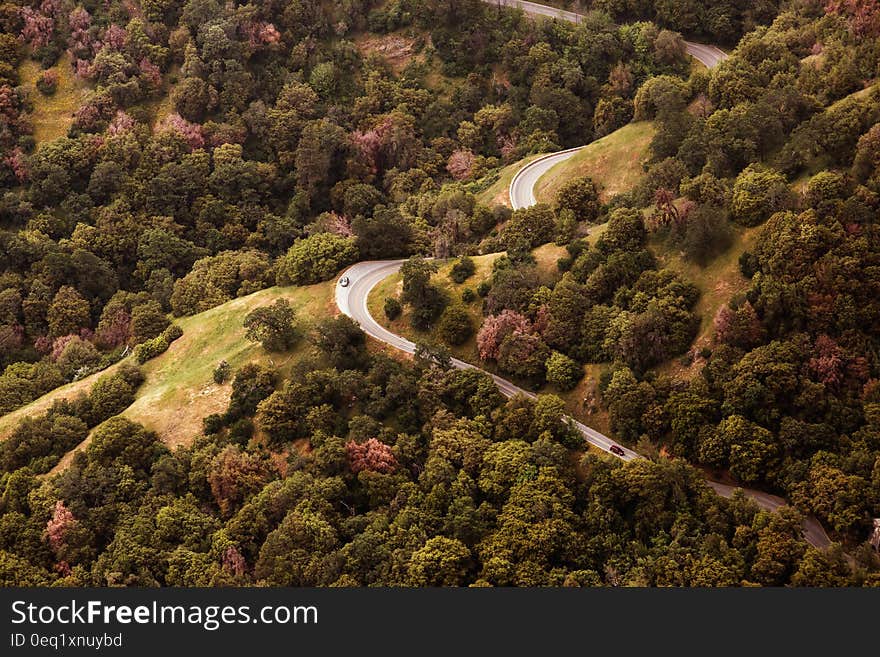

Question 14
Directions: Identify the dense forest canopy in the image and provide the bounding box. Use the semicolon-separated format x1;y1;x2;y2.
0;0;879;585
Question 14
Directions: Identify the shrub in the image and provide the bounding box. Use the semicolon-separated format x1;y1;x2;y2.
132;325;181;364
275;233;359;285
449;256;476;284
116;362;145;389
213;360;231;384
545;351;582;390
35;69;58;96
461;288;476;303
384;297;402;320
162;324;183;341
134;335;170;364
203;413;225;435
437;306;473;346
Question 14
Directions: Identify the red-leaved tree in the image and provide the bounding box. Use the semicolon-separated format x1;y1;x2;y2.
45;500;74;555
713;301;764;350
159;113;205;149
446;149;476;180
826;0;880;37
346;438;397;474
476;309;532;361
221;545;247;577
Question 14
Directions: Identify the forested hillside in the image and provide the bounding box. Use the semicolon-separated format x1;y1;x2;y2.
1;0;879;585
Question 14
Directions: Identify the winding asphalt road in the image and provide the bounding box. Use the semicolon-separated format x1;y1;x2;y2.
335;260;830;546
335;2;831;548
501;0;728;210
336;260;640;461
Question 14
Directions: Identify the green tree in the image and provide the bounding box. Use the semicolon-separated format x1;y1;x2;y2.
310;316;368;370
401;257;445;330
545;351;582;391
407;537;472;586
275;234;359;286
502;204;555;252
89;374;136;424
555;176;601;223
130;301;170;343
243;299;297;352
48;286;91;338
731;166;791;226
437;306;473;346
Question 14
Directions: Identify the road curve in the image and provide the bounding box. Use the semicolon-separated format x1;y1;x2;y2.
336;259;641;461
335;261;831;547
497;0;729;211
484;0;728;69
336;4;830;548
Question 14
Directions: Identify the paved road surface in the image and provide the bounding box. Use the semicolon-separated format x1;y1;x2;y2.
496;0;729;211
335;262;832;547
337;260;640;460
509;147;584;210
336;4;831;549
706;482;831;549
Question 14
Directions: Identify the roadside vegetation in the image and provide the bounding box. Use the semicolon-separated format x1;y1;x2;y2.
1;0;879;586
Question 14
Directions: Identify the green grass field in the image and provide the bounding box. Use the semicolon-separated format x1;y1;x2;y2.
0;281;337;454
533;121;655;204
123;281;337;448
19;54;90;144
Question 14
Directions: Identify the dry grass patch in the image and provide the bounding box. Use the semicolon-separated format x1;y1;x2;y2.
19;53;90;144
533;121;655;204
355;33;419;73
124;281;336;448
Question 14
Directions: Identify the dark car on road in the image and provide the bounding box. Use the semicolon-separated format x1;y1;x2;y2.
609;445;625;456
339;276;350;287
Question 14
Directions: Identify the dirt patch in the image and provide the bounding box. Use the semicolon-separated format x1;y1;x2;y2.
355;34;417;73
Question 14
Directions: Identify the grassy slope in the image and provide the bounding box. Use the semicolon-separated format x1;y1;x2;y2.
651;226;757;380
474;122;654;209
0;281;337;455
123;281;336;448
19;54;90;144
533;121;655;203
474;154;543;207
0;361;126;441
